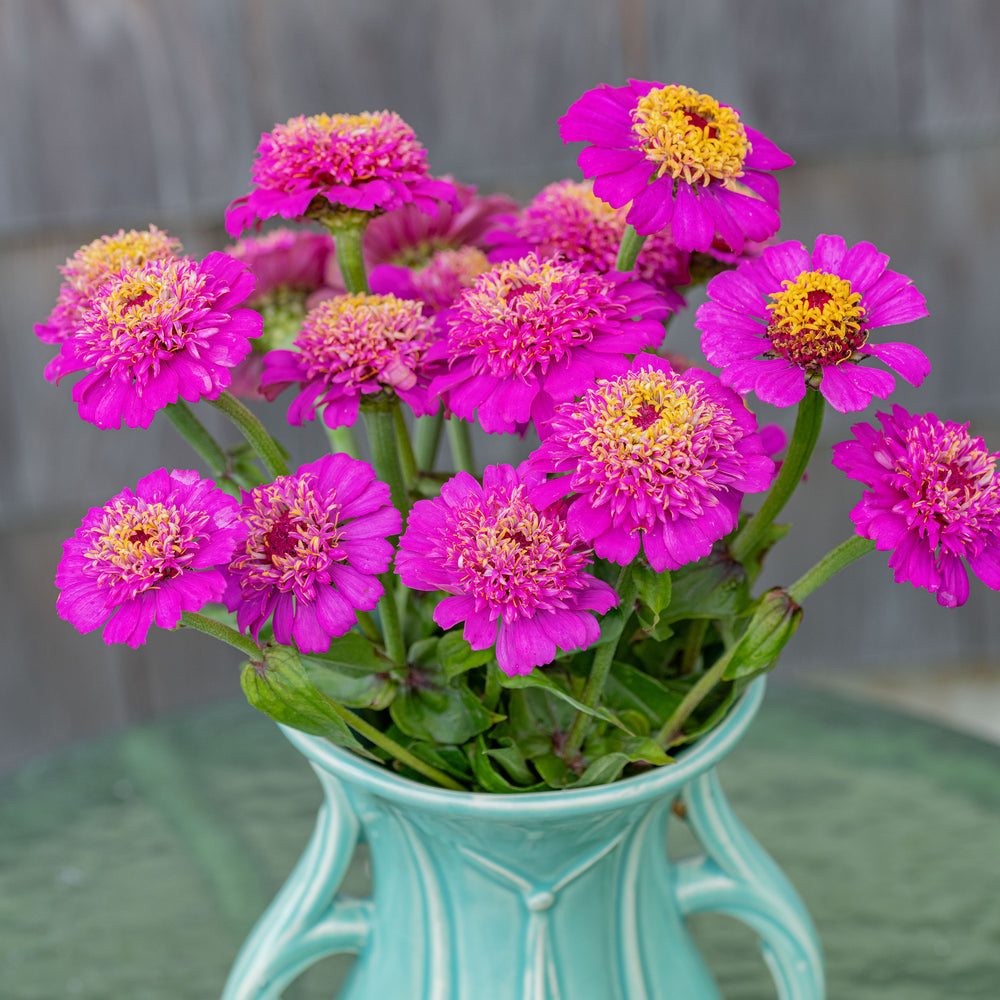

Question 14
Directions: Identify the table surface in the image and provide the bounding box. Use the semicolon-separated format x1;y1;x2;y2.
2;682;999;1000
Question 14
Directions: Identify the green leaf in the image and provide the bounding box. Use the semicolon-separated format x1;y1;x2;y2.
568;754;630;787
506;688;576;759
239;648;369;756
467;737;546;793
485;736;539;787
303;657;397;710
500;669;631;732
603;661;685;729
383;726;474;783
533;752;574;789
722;588;802;681
308;631;393;674
390;675;496;744
438;630;496;679
661;547;750;623
634;562;672;619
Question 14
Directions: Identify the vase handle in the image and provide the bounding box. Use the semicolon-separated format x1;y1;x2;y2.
674;770;825;1000
221;766;372;1000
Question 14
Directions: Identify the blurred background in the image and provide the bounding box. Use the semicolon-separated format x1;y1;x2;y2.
2;0;1000;771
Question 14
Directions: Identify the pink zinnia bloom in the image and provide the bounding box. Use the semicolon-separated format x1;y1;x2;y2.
44;252;261;429
370;245;493;312
224;454;401;653
489;179;688;307
361;178;518;269
262;292;439;428
696;234;931;413
427;253;672;434
225;112;458;236
36;227;183;345
527;356;775;570
225;229;341;398
396;464;619;676
559;82;793;251
55;469;243;648
832;406;1000;608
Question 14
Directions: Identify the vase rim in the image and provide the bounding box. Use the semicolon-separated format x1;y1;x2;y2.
279;677;766;819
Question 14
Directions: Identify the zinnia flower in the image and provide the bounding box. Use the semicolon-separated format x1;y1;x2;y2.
427;253;672;434
362;178;517;269
44;252;261;429
225;229;341;398
262;292;439;428
527;356;775;570
559;81;793;251
56;469;243;648
832;406;1000;607
370;245;493;313
36;226;182;345
696;234;931;413
396;464;619;676
489;179;688;306
225;112;458;236
224;454;401;652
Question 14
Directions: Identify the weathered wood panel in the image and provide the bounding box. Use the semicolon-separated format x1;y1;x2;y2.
3;0;1000;766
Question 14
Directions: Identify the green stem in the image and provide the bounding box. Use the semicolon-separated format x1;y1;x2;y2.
377;572;407;667
164;402;231;482
209;392;290;480
679;618;709;676
394;406;418;486
563;564;638;757
355;610;382;644
656;643;739;748
788;535;876;604
363;404;410;519
731;390;825;565
414;407;445;472
323;700;465;791
179;612;262;660
324;422;359;460
330;222;370;295
616;224;648;272
446;417;476;475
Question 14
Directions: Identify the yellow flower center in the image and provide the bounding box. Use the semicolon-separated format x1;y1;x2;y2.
63;227;181;293
630;85;750;187
766;271;868;369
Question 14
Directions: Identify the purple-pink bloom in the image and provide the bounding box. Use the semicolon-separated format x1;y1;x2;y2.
696;234;931;413
36;227;183;345
396;464;619;676
488;179;687;307
224;454;401;653
527;356;775;570
559;81;793;251
370;245;493;313
55;469;243;648
44;252;261;429
225;112;458;236
225;229;341;398
262;292;439;428
832;406;1000;608
427;252;673;434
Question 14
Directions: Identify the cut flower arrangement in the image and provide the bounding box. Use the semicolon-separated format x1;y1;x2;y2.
40;81;1000;797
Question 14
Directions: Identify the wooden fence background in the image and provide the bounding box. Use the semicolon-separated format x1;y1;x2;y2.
2;0;999;770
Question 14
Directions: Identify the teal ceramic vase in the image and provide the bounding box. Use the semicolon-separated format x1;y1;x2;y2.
222;678;823;999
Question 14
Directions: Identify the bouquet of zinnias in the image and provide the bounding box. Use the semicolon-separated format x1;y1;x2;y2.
39;84;1000;792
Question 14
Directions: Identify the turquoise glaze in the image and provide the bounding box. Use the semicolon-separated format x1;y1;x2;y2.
222;678;824;999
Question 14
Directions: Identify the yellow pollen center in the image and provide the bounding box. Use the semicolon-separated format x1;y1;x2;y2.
64;227;181;293
766;271;867;368
631;85;750;187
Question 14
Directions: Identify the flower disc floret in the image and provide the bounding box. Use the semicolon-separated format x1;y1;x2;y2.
55;469;243;648
559;80;793;251
528;356;775;570
224;454;401;653
696;234;931;413
225;111;458;235
36;227;183;345
396;464;619;676
262;292;438;428
44;252;261;429
428;253;672;434
832;406;1000;607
